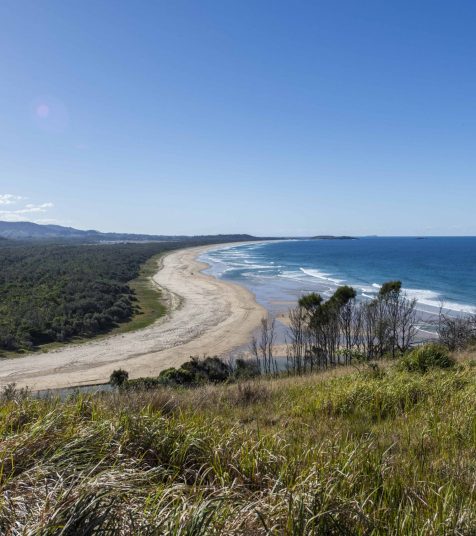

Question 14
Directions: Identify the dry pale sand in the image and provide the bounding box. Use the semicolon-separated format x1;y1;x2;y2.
0;244;267;391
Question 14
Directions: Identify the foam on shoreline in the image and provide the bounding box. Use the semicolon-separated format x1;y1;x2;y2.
202;241;476;317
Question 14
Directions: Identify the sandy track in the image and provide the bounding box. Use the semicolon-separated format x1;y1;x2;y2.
0;244;266;391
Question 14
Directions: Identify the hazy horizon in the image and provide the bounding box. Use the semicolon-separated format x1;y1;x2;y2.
1;1;476;236
3;219;476;239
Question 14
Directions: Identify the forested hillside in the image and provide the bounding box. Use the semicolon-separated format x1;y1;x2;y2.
0;220;263;242
0;239;229;352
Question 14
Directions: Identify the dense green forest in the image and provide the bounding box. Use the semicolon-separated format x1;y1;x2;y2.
0;238;231;353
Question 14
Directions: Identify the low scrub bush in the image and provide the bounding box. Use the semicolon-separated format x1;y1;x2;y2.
115;356;262;391
124;376;163;390
233;357;261;380
109;368;129;387
399;343;455;373
181;356;231;383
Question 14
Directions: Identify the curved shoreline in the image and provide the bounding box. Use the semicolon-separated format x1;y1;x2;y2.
0;243;267;391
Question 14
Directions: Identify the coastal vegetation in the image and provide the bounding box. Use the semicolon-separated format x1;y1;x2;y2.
0;242;172;353
438;309;476;350
284;281;418;374
112;356;260;391
109;279;474;393
112;252;166;335
1;347;475;533
0;238;243;354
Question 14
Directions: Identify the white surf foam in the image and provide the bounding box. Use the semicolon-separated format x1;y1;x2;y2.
205;244;476;316
366;285;476;315
300;268;344;285
279;270;306;281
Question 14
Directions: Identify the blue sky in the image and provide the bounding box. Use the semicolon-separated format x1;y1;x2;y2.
1;1;475;236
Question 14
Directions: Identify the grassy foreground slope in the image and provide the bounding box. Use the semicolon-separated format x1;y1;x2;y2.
1;353;475;534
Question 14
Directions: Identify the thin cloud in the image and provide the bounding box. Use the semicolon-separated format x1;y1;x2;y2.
0;194;24;205
0;195;54;222
16;202;54;214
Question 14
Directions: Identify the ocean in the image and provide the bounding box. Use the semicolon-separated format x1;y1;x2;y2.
201;238;476;327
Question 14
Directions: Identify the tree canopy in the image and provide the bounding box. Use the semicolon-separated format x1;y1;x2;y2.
0;238;235;353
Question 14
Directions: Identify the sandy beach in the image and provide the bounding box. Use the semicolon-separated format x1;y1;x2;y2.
0;244;267;391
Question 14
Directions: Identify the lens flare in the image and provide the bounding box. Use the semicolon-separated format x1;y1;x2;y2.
31;96;69;133
36;104;50;118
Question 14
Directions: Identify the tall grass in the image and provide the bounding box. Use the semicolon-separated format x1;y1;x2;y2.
0;356;475;534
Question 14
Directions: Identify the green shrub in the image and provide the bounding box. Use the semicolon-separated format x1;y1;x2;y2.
158;366;195;386
118;357;234;391
109;368;129;387
399;343;455;373
233;358;261;379
181;356;231;383
124;377;162;390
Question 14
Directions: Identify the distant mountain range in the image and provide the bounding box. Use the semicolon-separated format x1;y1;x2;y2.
0;221;360;243
0;221;261;243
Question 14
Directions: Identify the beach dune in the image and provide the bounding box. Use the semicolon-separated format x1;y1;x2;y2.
0;244;266;391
